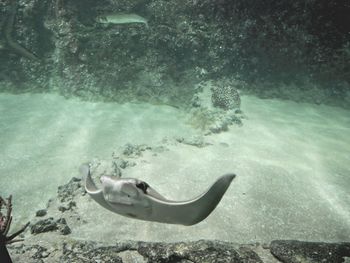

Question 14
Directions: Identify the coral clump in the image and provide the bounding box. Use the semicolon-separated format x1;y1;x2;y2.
211;85;241;110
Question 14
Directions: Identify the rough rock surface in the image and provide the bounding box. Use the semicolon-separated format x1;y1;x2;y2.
8;238;350;263
0;0;349;108
270;240;350;263
30;217;71;235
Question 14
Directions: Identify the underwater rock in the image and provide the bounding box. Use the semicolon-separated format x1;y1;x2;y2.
61;241;134;262
87;155;138;180
35;209;47;217
191;94;202;108
30;218;59;234
176;136;212;148
30;217;71;235
31;245;50;260
9;238;350;263
57;177;83;203
189;106;243;135
58;201;76;212
1;0;349;108
56;218;71;235
112;158;129;169
9;244;49;262
122;143;152;157
88;158;124;178
270;240;350;263
137;240;263;263
188;80;244;134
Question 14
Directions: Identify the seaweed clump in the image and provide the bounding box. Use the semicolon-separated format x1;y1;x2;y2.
0;195;30;263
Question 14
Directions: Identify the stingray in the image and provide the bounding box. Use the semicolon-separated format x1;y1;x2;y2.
80;163;235;225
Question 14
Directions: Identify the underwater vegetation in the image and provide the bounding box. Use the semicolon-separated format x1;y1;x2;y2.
0;195;29;263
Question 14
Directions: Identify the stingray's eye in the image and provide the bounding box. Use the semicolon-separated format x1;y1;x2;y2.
136;182;149;194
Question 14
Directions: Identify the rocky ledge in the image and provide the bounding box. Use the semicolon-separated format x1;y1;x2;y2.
8;238;350;263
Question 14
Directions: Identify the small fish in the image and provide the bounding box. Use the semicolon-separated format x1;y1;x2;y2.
96;13;149;28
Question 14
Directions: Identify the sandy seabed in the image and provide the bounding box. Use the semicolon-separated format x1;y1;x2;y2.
0;92;349;243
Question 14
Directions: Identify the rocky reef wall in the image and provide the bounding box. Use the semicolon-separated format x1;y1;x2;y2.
0;0;349;108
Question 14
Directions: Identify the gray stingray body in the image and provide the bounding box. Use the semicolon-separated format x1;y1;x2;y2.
80;164;235;225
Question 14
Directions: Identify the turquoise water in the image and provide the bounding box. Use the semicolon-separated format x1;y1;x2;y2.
1;92;349;243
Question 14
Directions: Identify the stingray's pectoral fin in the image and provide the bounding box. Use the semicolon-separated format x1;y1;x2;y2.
80;163;117;212
146;174;236;225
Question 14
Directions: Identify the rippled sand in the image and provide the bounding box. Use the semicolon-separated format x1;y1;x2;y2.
0;92;349;243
